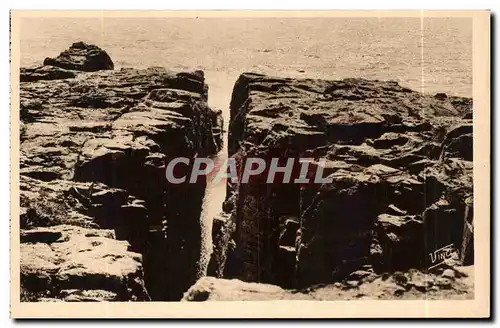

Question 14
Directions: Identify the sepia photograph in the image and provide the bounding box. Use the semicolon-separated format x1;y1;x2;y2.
10;10;490;318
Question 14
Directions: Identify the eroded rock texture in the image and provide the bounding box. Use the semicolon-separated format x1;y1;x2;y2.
19;43;223;301
210;73;473;290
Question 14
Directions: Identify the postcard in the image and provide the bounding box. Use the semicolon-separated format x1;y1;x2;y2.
10;10;490;318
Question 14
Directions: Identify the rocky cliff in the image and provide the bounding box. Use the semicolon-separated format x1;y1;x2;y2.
209;73;473;292
19;43;223;301
18;43;474;302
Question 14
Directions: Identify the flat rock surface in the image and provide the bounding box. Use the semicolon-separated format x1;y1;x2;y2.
21;225;149;301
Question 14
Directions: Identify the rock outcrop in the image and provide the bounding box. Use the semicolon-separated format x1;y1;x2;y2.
43;41;114;72
19;43;223;301
209;73;473;290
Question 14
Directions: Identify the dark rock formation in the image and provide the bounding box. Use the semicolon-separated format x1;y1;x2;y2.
19;44;223;301
20;42;114;84
184;265;473;301
43;41;114;72
210;73;473;289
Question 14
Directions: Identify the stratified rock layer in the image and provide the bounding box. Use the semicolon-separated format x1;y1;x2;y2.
20;44;223;301
210;73;473;289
